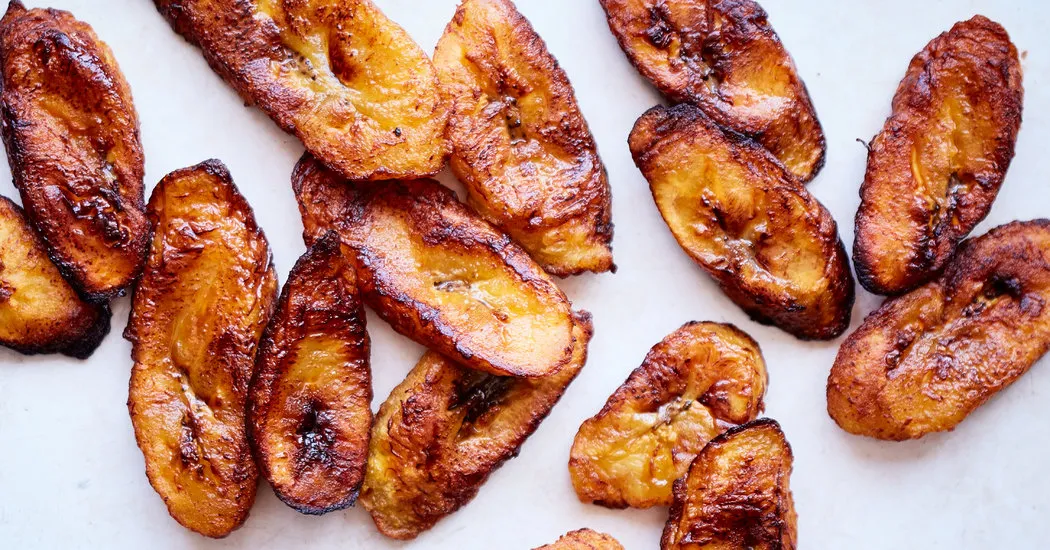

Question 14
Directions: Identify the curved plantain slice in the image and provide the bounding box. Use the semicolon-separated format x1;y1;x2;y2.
434;0;614;276
249;232;372;515
535;528;625;550
152;0;448;181
629;104;853;340
0;195;109;359
361;312;593;540
600;0;825;183
126;160;278;538
293;154;575;378
854;16;1024;296
829;220;1050;441
661;418;797;550
570;322;766;509
0;1;148;301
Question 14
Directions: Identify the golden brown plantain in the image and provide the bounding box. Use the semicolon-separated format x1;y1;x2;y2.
152;0;447;181
0;1;148;301
126;160;278;538
360;312;593;540
249;232;372;515
854;16;1023;296
570;322;766;509
434;0;614;276
293;154;575;378
829;220;1050;441
662;418;796;550
0;195;109;358
535;528;625;550
600;0;825;183
629;104;853;340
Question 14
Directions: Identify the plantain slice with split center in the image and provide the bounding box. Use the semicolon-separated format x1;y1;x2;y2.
535;528;625;550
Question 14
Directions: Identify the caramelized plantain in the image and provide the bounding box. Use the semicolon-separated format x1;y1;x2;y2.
361;312;593;540
536;528;625;550
126;161;278;538
854;16;1023;296
152;0;448;181
629;104;853;340
434;0;614;276
829;220;1050;441
0;1;148;301
601;0;825;183
249;232;372;515
662;418;796;550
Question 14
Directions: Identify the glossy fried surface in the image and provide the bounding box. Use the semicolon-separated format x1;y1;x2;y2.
601;0;824;183
854;16;1023;296
126;161;278;538
662;419;796;550
293;154;575;378
434;0;614;276
0;1;148;301
535;528;625;550
630;104;853;340
153;0;448;181
829;220;1050;441
360;312;593;540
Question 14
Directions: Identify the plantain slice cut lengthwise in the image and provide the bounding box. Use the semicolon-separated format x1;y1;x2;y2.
126;161;278;538
0;1;148;301
361;312;593;540
535;528;625;550
152;0;448;181
434;0;614;276
629;104;853;340
854;16;1023;296
249;232;372;515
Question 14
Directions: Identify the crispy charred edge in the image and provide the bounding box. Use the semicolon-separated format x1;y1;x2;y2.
535;528;624;550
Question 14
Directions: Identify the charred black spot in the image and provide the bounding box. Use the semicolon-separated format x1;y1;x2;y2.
393;127;402;137
984;275;1023;300
297;402;335;467
646;5;676;49
178;415;202;469
449;371;514;429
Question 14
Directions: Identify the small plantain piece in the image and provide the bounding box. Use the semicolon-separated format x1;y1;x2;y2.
570;322;766;509
0;1;148;301
249;232;372;515
829;220;1050;441
854;16;1024;296
126;160;278;538
0;195;109;358
535;528;625;550
152;0;448;181
433;0;614;276
293;154;575;378
662;418;797;550
600;0;825;183
361;312;593;540
629;104;853;340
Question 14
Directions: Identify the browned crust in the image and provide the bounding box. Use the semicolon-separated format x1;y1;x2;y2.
534;528;625;550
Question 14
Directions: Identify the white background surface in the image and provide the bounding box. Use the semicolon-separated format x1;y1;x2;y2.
1;0;1048;548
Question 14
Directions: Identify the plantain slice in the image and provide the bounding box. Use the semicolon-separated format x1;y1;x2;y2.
361;312;593;540
854;16;1024;296
293;154;575;378
661;418;797;550
0;1;148;301
152;0;448;181
126;160;278;538
535;528;625;550
600;0;825;183
829;220;1050;441
433;0;614;276
629;104;853;340
0;195;109;358
248;232;372;515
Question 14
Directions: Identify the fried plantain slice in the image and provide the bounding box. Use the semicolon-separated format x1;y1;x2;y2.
629;104;853;340
293;154;575;378
661;418;797;550
433;0;614;276
829;220;1050;441
570;322;766;509
0;195;109;359
361;312;593;540
152;0;447;181
126;160;278;538
248;232;372;515
0;1;148;301
854;16;1023;296
535;528;625;550
600;0;825;183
